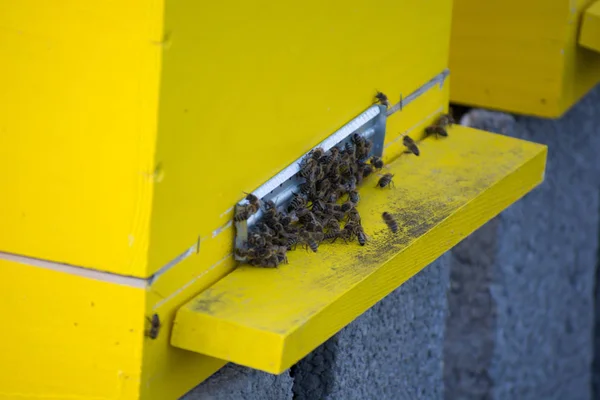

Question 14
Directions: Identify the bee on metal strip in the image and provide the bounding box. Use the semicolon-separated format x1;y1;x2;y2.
375;91;390;107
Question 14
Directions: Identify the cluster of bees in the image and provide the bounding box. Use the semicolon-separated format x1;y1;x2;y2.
233;91;454;268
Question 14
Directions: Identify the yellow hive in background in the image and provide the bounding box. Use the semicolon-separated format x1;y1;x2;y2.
450;0;600;118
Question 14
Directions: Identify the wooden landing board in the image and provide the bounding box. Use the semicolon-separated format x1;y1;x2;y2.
171;125;547;374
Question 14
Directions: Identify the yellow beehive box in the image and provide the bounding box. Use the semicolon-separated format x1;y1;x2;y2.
0;0;451;279
449;0;600;118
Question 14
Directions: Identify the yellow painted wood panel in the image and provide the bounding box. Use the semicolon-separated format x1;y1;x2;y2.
0;1;163;276
579;1;600;53
147;0;453;275
0;257;145;399
450;0;600;117
0;0;452;278
171;125;547;374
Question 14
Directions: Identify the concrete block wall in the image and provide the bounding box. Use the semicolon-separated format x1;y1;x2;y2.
184;84;600;400
445;84;600;400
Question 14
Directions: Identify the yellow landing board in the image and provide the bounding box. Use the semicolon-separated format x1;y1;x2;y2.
171;126;547;374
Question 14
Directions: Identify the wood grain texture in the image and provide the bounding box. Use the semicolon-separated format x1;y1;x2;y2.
171;125;548;374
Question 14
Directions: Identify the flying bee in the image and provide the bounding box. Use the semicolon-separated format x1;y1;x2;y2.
425;125;448;138
376;173;395;189
370;156;384;170
348;190;360;204
382;212;398;233
437;113;455;127
234;202;259;222
403;136;420;156
375;91;390;107
146;313;161;340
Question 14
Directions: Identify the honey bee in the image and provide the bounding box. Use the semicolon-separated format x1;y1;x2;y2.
344;141;355;156
276;246;288;264
302;231;323;253
287;235;300;250
324;226;341;241
347;208;361;224
376;173;395;189
362;164;374;178
370;156;384;170
319;147;339;166
244;192;260;206
348;190;360;204
340;201;354;213
248;232;267;247
288;192;307;212
403;136;420;156
310;147;326;160
146;313;161;340
382;212;398;233
425;125;448;138
234;202;260;222
356;226;368;246
305;220;324;233
375;91;390;107
437;113;455;127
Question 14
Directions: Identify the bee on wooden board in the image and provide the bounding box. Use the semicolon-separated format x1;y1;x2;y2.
302;231;323;253
375;91;390;107
382;212;398;234
370;156;384;170
348;190;360;205
146;313;161;340
403;136;420;156
234;202;259;222
376;173;395;189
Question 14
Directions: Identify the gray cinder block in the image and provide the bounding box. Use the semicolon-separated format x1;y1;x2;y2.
445;84;600;400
